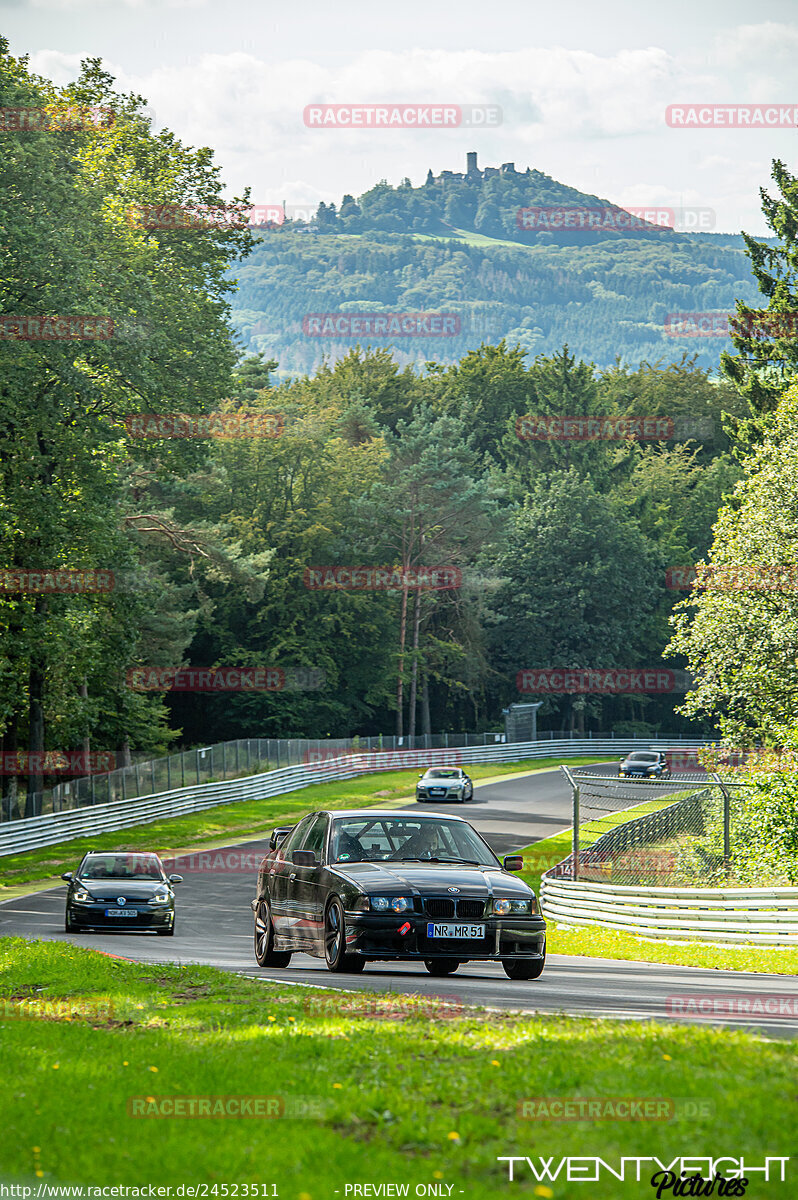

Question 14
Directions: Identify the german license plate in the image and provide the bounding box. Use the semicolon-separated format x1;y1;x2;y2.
105;908;136;917
427;922;484;939
429;788;445;796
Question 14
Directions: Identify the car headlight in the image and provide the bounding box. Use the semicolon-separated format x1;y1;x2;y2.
370;896;413;912
493;898;534;915
148;892;171;906
72;888;94;904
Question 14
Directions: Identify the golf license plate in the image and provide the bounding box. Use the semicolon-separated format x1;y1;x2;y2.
427;922;484;939
105;908;136;917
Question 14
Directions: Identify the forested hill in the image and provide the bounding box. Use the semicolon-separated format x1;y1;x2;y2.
231;158;766;377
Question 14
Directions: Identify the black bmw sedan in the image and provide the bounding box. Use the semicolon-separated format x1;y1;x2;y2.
62;852;182;935
251;809;546;980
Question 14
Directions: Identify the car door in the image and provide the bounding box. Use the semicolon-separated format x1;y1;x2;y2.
269;814;314;944
291;813;329;955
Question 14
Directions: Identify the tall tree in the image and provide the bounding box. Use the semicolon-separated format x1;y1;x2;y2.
668;382;798;746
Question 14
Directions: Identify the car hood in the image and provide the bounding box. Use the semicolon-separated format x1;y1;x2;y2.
331;862;533;897
621;759;656;769
74;880;169;900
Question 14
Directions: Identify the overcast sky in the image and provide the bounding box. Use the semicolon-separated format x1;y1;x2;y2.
3;0;798;233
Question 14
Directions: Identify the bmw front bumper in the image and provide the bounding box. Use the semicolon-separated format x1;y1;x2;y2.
341;911;546;960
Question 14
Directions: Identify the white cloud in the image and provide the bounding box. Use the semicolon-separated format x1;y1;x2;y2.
23;32;796;232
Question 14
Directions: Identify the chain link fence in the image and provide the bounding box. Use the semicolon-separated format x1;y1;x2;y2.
2;730;709;821
550;765;753;886
2;731;512;820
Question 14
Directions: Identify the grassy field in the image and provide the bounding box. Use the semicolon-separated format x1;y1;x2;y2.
0;756;613;891
519;828;798;975
0;938;795;1200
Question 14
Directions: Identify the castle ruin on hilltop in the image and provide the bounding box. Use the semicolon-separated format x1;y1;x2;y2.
426;151;520;184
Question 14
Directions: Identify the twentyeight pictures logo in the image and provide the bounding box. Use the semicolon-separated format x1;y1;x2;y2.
303;104;502;128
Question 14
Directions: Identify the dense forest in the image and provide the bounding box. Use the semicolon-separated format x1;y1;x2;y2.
233;157;768;375
3;41;798;819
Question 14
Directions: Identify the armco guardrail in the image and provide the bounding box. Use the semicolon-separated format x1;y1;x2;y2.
540;878;798;946
0;738;710;858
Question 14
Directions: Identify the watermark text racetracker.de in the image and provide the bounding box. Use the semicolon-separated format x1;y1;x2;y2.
303;103;501;128
515;415;715;442
124;413;284;439
127;1094;325;1119
302;313;460;338
516;206;715;233
126;667;325;692
0;568;115;594
667;994;798;1021
665;311;798;338
0;751;114;775
666;103;798;128
304;565;461;591
0;315;114;340
666;564;798;591
0;105;114;132
517;1096;714;1121
516;668;692;694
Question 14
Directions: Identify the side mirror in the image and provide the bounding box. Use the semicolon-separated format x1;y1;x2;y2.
168;874;183;884
503;855;524;872
292;849;319;867
269;827;292;851
61;871;73;882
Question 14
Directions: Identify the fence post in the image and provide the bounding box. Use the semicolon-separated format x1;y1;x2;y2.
561;765;579;881
710;772;732;873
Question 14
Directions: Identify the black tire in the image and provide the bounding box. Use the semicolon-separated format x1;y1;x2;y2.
424;958;459;976
64;910;74;933
254;900;292;967
503;943;546;980
324;897;364;972
157;924;174;937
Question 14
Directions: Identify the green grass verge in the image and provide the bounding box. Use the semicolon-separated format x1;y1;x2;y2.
1;938;795;1199
517;829;798;975
0;757;614;891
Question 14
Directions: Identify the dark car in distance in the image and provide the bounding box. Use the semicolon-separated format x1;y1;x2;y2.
62;852;182;935
416;766;474;803
618;750;670;779
251;809;546;980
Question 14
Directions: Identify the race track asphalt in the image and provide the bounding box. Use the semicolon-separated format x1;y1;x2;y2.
2;762;795;1037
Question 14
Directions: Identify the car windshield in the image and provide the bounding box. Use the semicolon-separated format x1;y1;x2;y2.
425;769;459;778
78;854;164;881
628;753;658;762
330;816;497;866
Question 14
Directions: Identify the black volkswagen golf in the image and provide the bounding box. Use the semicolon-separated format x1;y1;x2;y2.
62;852;182;935
251;809;546;979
